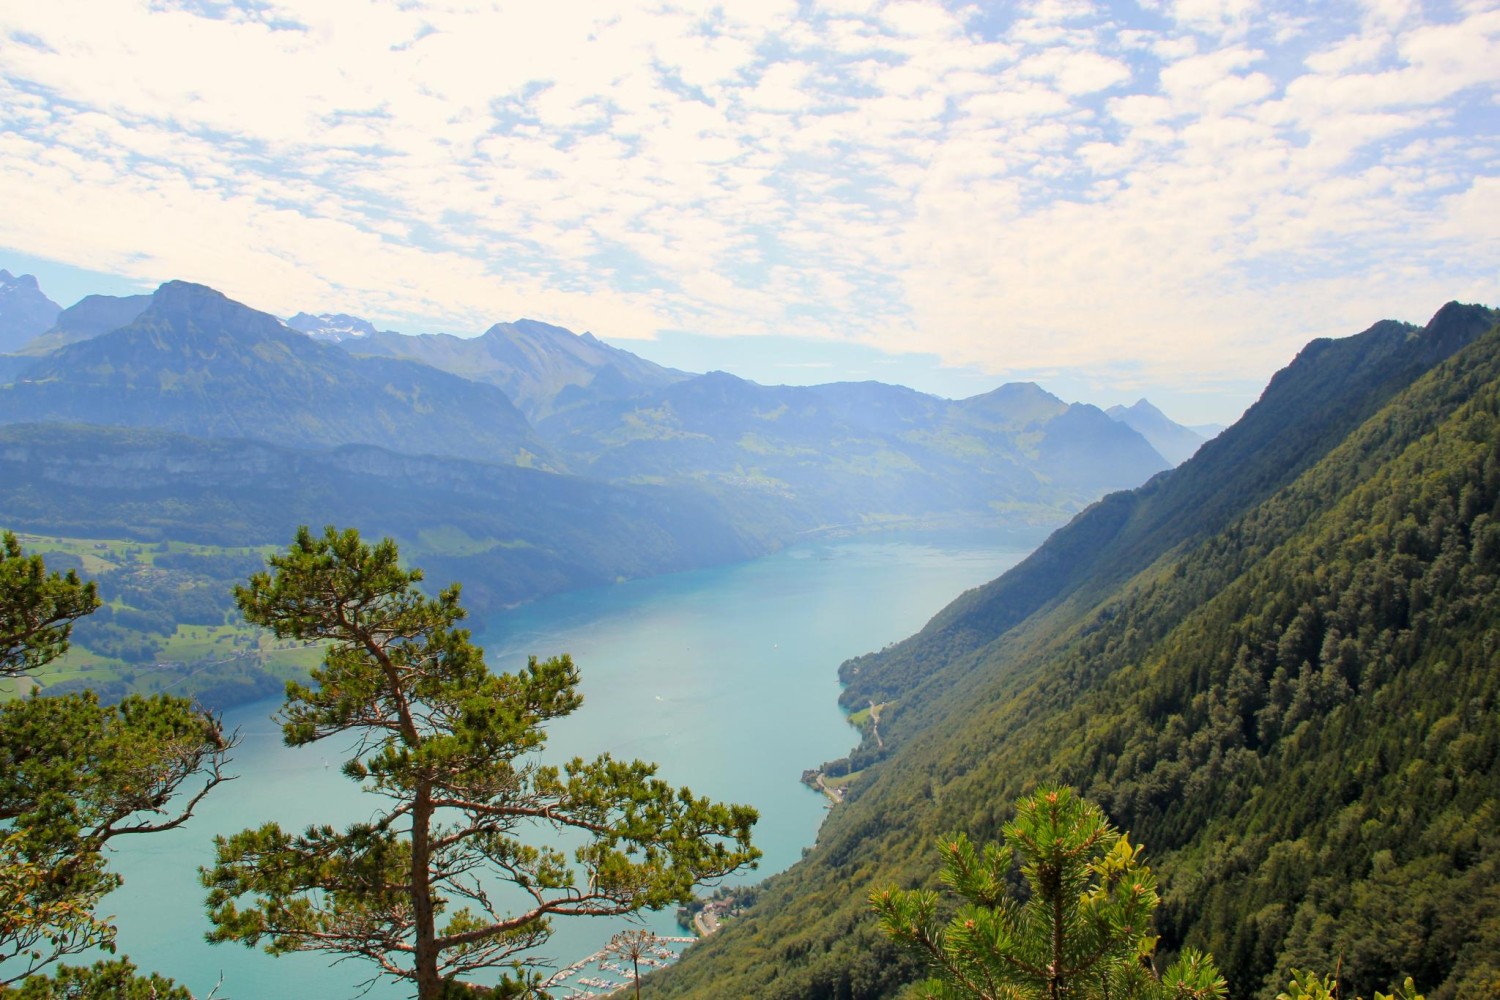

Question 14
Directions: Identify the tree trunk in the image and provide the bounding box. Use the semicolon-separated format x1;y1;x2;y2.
412;777;441;999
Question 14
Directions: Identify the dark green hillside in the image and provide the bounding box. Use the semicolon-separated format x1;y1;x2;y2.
0;281;552;467
651;305;1500;1000
837;303;1499;726
0;423;761;619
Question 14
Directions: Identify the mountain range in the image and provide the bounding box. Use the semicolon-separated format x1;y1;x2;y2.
289;311;690;422
0;274;1189;619
0;282;551;468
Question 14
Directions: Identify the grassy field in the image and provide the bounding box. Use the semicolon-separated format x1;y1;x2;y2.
12;531;271;569
7;531;319;708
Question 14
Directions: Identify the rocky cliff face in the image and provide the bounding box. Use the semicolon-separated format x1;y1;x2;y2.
0;269;62;352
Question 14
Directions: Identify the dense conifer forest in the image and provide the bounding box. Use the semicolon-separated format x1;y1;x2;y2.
651;309;1500;999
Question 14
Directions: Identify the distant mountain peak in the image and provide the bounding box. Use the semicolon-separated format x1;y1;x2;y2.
1106;397;1206;466
954;381;1069;430
285;311;382;342
1108;398;1166;419
0;268;63;353
1417;300;1499;358
157;278;216;298
320;314;691;422
139;280;300;347
962;381;1067;409
13;292;154;356
508;318;576;336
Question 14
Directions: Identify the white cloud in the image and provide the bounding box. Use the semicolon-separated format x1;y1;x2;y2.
1017;48;1132;95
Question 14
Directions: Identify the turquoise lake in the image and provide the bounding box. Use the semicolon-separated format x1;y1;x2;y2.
94;532;1032;997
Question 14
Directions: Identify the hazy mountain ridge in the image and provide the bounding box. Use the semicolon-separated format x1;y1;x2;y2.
14;292;153;355
1;270;1201;484
279;300;1198;501
0;268;61;352
0;281;554;468
536;372;1170;533
650;300;1500;1000
1108;398;1209;464
0;272;1180;550
307;313;691;421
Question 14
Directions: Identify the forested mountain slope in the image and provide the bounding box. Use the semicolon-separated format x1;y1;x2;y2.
837;303;1498;730
652;304;1500;1000
0;423;760;616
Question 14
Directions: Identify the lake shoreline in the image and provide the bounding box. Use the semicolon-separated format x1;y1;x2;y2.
71;532;1033;999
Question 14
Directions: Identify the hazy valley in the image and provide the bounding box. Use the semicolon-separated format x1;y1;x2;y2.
0;272;1192;709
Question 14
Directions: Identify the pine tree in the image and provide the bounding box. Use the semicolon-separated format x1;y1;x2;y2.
0;531;98;679
0;531;229;989
1277;970;1425;1000
203;526;759;998
872;786;1224;1000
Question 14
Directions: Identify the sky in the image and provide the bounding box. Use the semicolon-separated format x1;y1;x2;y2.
1;0;1496;426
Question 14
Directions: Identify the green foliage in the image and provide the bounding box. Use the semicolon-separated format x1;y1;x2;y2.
0;834;112;988
0;959;194;999
872;787;1225;1000
0;531;98;678
0;690;231;983
0;535;230;990
1276;970;1424;1000
202;526;759;999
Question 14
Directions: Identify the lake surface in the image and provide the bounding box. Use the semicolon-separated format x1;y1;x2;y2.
92;532;1032;998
